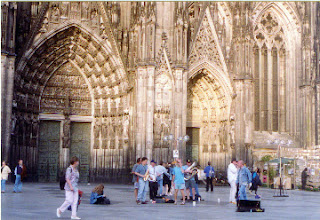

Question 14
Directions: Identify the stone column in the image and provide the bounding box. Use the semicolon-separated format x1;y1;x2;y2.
233;78;254;164
279;49;286;132
173;68;184;160
145;66;155;160
316;82;320;144
1;55;15;161
267;47;273;131
135;66;146;158
181;68;188;162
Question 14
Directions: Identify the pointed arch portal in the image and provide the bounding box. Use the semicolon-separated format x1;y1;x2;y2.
12;24;130;182
186;7;233;170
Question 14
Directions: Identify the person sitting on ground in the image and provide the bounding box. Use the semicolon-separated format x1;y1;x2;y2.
90;184;110;205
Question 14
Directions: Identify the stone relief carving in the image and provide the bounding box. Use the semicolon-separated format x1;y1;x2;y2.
189;13;223;69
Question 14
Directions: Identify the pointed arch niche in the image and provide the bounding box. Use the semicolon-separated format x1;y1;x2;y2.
253;7;293;133
187;64;233;170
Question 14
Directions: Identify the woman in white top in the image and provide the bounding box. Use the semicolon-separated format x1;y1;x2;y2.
1;161;11;193
57;156;81;220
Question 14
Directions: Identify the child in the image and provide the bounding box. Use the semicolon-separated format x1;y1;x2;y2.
90;184;110;204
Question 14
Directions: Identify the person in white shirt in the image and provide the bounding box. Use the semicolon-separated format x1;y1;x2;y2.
1;161;11;193
148;160;158;202
227;158;238;204
155;161;168;196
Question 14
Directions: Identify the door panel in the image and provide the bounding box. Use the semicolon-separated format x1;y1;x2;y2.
186;127;200;162
38;121;60;182
70;122;91;183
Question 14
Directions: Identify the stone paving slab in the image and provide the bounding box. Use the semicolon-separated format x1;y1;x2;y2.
1;183;320;220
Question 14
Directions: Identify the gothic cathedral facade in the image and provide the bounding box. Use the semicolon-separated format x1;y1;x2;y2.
2;2;320;182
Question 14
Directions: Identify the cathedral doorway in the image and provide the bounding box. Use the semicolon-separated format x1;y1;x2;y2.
37;61;93;182
187;67;232;169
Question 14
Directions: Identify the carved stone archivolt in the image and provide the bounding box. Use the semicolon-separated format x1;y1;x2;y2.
13;3;131;173
188;68;230;155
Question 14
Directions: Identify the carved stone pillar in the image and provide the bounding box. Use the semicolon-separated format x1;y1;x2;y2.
233;78;254;163
145;66;155;160
301;85;314;148
316;82;320;144
267;47;273;131
1;55;15;162
135;66;147;158
181;68;188;162
174;68;187;159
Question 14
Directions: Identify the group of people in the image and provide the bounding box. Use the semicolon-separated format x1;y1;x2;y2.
1;159;27;193
2;156;262;220
131;157;215;205
227;159;262;204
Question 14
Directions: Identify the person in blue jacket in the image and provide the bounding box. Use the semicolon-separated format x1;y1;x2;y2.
236;160;252;200
90;184;110;205
204;162;215;192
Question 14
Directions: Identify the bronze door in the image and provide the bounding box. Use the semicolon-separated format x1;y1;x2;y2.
70;122;91;183
186;127;200;162
38;121;60;182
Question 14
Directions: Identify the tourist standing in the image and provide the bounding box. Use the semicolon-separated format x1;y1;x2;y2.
131;158;141;200
227;158;238;204
250;168;262;199
155;161;168;196
163;163;172;195
148;160;158;202
301;168;308;190
182;160;196;201
204;162;215;192
236;160;252;200
57;156;81;220
172;159;185;205
134;157;149;205
13;159;26;193
1;161;11;193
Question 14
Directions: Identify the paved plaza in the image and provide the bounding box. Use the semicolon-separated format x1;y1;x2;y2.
1;182;320;220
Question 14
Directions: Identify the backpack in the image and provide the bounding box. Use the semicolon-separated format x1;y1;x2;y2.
209;168;214;178
253;173;262;186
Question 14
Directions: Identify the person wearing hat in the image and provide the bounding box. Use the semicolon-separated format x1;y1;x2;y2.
148;160;158;203
227;158;238;204
182;159;196;202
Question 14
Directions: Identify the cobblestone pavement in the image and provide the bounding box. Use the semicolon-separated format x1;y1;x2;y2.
1;182;320;220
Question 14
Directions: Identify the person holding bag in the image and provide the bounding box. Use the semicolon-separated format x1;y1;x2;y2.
56;156;81;220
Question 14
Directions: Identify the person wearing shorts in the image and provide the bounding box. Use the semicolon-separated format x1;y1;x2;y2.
172;159;185;205
183;160;196;201
131;158;141;201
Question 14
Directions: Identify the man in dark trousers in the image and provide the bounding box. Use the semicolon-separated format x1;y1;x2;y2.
301;168;308;190
204;162;215;192
148;160;158;203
